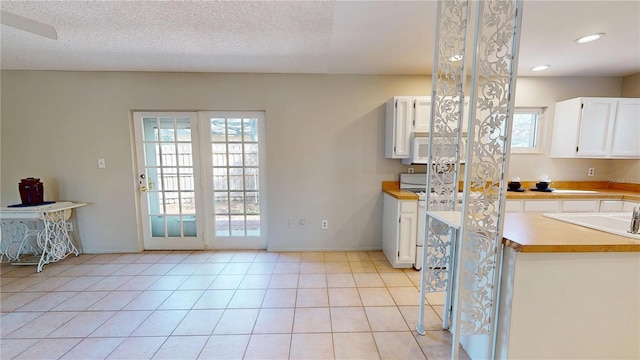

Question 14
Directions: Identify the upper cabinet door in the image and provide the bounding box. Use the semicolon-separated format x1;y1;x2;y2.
385;96;413;158
413;97;432;132
610;99;640;157
394;97;413;157
576;98;617;156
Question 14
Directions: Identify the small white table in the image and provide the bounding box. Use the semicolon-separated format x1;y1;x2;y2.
427;210;462;229
1;202;87;272
417;210;462;335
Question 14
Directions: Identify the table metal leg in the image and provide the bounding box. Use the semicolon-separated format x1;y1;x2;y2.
36;210;79;272
1;221;41;263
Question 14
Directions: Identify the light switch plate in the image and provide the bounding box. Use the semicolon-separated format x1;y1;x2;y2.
98;158;106;168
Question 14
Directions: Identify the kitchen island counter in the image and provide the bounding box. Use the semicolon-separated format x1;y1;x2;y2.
502;212;640;253
497;213;640;359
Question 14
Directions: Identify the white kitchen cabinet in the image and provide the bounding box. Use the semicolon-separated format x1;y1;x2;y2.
550;97;640;158
505;200;523;213
576;98;617;156
506;198;637;213
600;200;624;212
523;200;562;213
610;99;640;157
561;200;600;212
416;96;470;134
385;97;413;158
413;96;432;133
461;97;470;135
601;200;639;212
622;201;640;212
382;193;417;268
386;96;471;159
385;96;433;158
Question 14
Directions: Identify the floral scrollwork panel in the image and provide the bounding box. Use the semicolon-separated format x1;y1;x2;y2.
458;0;523;336
422;0;470;294
423;217;454;291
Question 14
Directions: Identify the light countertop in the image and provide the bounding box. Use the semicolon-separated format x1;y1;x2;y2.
502;213;640;253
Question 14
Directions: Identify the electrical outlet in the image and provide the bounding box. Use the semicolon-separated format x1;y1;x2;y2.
408;168;414;174
288;219;295;228
65;222;73;232
98;158;106;169
588;168;595;177
321;220;328;230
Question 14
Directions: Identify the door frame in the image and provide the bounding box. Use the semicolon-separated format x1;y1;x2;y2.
132;111;207;250
130;110;268;251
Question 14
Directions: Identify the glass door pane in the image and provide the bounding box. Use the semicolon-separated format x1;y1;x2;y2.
203;112;265;248
134;112;204;250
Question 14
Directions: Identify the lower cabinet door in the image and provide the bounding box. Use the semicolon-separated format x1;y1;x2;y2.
523;200;561;213
397;211;417;264
562;200;600;212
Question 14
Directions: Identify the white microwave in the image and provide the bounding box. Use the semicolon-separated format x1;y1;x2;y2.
402;134;466;165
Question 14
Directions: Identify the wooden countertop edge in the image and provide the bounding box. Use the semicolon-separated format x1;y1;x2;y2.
382;181;640;201
505;190;640;201
503;241;640;253
382;181;419;200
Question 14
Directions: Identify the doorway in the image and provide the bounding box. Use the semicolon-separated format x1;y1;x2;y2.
133;111;267;250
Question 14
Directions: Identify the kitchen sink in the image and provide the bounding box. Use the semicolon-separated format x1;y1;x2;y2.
543;212;640;239
551;190;598;194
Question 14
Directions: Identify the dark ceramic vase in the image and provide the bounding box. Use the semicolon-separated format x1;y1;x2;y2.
19;178;44;205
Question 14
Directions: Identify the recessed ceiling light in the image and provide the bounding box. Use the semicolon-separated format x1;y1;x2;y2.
576;33;605;44
449;54;463;62
531;65;550;72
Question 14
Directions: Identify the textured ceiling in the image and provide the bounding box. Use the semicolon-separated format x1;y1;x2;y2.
1;1;639;77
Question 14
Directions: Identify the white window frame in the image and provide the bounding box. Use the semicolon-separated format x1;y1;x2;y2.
199;111;268;250
511;107;545;154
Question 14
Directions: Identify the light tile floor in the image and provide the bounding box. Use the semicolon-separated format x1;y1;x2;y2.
0;251;470;360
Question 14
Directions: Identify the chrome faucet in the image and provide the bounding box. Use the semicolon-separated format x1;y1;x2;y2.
629;207;640;235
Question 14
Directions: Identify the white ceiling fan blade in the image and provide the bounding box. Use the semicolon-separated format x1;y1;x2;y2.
1;10;58;40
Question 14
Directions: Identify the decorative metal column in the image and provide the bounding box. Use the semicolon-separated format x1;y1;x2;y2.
417;0;470;335
417;1;523;359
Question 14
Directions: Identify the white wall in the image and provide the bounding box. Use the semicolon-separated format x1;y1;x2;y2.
621;72;640;98
611;73;640;183
1;71;419;253
0;71;633;253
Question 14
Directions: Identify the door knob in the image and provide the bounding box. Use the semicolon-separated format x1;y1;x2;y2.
138;174;148;192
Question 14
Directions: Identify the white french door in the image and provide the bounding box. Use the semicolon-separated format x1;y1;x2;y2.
133;111;266;250
133;113;205;250
199;111;266;249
